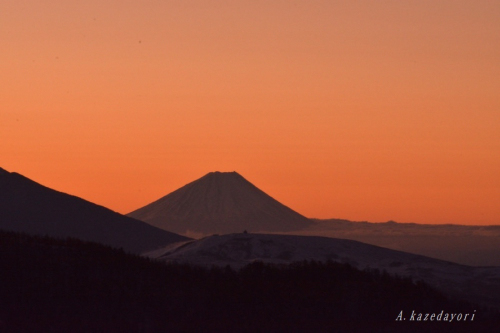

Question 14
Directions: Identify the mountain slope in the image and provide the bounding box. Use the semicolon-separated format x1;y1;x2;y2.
0;167;189;253
4;230;494;333
145;233;500;309
128;171;312;235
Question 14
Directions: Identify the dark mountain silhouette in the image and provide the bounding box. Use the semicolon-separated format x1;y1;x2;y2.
0;167;189;253
146;233;500;309
128;171;312;235
2;229;496;333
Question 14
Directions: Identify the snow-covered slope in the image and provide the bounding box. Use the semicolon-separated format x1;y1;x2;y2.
145;233;500;308
128;172;312;235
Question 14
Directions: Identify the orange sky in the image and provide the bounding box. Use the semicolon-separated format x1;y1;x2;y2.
2;1;499;225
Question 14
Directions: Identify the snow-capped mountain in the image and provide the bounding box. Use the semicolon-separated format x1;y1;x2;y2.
128;171;312;235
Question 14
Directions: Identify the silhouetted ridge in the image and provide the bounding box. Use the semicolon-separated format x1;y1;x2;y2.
128;171;312;235
0;167;189;253
4;229;496;332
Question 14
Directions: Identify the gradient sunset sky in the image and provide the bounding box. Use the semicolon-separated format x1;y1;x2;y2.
2;1;499;225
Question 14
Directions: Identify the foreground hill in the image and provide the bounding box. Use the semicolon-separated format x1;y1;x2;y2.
0;167;188;253
146;233;500;309
1;230;496;333
128;171;312;235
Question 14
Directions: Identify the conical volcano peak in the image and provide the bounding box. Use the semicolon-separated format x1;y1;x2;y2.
192;171;256;194
208;171;238;174
128;172;312;235
204;171;242;178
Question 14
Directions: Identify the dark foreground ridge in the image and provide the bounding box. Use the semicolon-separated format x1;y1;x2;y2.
1;230;498;333
0;167;189;253
147;232;500;309
128;171;312;235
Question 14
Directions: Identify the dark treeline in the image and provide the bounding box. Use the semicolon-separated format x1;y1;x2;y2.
0;230;498;333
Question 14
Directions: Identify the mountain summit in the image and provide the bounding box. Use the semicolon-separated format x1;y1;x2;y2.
128;172;312;235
